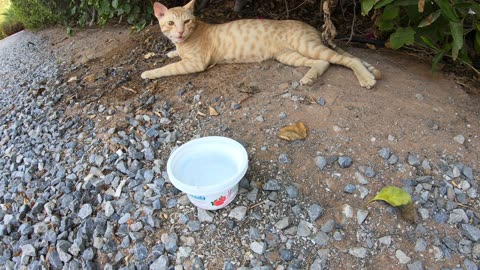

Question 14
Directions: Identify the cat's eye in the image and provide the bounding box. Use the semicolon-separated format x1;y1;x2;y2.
184;19;191;24
168;21;174;26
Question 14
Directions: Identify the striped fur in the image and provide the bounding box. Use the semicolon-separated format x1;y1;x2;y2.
141;0;381;89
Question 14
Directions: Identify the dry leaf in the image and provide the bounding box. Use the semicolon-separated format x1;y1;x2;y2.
83;74;95;83
197;111;206;117
418;0;425;13
209;106;219;116
278;122;307;141
367;186;415;223
366;43;376;50
144;52;156;59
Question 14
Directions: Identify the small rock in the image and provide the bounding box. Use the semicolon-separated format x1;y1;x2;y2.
348;247;367;259
307;204;324;222
407;261;423;270
192;257;205;270
286;185;299;198
256;116;264;122
344;184;356;194
407;154;420;166
315;156;328;171
357;210;368;225
355;171;369;185
250;241;266;255
395;250;411;264
364;167;376;178
229;206;247;221
263;179;281;191
197;208;214;223
388;154;399;165
275;217;291;230
461;224;480;242
104;201;114;217
21;244;36;257
134;243;148;261
464;258;477;270
338;156;353;168
150;255;169;270
187;221;201;232
378;148;391;159
278;153;291;164
297;220;312;237
316;98;326;106
454;134;465;144
280;249;294;261
278;112;287;119
78;204;93;219
313;232;330;246
378;236;392;246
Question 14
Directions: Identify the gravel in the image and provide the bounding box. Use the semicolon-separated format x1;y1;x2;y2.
0;29;477;270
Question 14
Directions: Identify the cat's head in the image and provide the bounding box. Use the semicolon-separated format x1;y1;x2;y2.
153;1;196;44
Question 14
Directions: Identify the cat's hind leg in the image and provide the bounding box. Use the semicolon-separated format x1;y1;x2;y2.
299;44;376;89
334;47;381;80
275;51;330;85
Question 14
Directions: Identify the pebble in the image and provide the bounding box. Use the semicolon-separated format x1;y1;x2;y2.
348;247;367;258
307;204;324;222
275;217;291;230
297;220;312;237
364;167;376;178
407;154;421;166
355;171;369;185
263;179;281;191
378;148;391;159
461;224;480;242
454;134;465;144
78;204;93;219
279;249;294;261
197;208;214;223
344;184;356;194
286;185;299;198
315;156;327;171
388;154;399;165
357;210;368;225
338;156;353;168
407;261;423;270
250;241;266;255
150;255;169;270
187;221;201;232
378;236;392;246
278;153;291;164
395;250;411;264
229;206;248;221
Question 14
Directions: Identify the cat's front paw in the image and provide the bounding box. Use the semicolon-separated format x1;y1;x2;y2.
166;50;179;58
141;71;153;80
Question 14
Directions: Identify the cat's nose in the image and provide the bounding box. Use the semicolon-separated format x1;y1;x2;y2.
178;31;184;35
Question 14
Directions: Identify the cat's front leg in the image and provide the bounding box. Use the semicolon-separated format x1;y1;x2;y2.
141;60;207;79
166;50;179;58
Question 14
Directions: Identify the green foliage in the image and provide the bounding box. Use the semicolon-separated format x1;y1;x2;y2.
361;0;480;73
8;0;62;28
0;6;24;39
68;0;153;31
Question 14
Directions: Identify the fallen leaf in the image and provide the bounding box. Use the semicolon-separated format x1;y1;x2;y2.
209;106;219;116
367;186;415;223
278;122;307;141
366;43;376;50
144;52;156;59
83;74;95;83
418;0;425;13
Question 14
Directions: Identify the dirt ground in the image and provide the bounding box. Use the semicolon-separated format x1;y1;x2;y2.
37;18;480;268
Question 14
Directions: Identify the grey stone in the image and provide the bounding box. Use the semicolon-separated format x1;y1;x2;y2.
104;201;114;217
461;224;480;242
378;148;391;159
150;255;169;270
313;232;330;246
82;248;95;261
415;239;427;252
316;98;326;106
275;217;291;230
315;156;327;171
307;204;324;222
249;227;261;240
310;256;326;270
229;206;247;221
197;208;214;223
395;250;411;264
192;257;204;270
187;220;201;232
250;241;266;255
442;237;458;251
364;167;376;178
463;166;474;180
464;258;478;270
348;247;367;258
297;220;312;237
355;171;369;185
338;156;353;168
321;219;335;233
407;261;423;270
286;185;299;198
388;154;399;165
459;239;472;255
448;209;468;224
379;236;392;246
343;184;356;194
280;249;294;261
407;154;420;166
162;233;178;254
133;243;148;261
278;153;291;164
247;187;259;202
78;204;93;219
357;210;369;225
21;244;36;257
56;240;72;263
263;179;281;191
130;221;143;232
454;134;465;144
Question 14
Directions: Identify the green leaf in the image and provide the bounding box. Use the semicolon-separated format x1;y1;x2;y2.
123;4;131;14
367;186;415;223
374;0;395;9
381;5;399;21
418;10;442;27
393;0;418;6
112;0;119;9
449;20;464;60
420;35;440;50
378;19;395;31
361;0;375;16
367;186;412;207
66;27;73;37
389;27;416;49
434;0;459;22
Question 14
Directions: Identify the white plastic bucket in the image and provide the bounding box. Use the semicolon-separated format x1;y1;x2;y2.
167;136;248;210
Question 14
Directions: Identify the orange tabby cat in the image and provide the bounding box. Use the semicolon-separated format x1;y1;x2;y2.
141;0;381;89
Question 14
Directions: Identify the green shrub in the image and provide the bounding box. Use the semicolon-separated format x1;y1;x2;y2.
361;0;480;73
8;0;62;28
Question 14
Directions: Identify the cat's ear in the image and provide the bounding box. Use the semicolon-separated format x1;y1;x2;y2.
153;2;168;19
183;0;195;10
